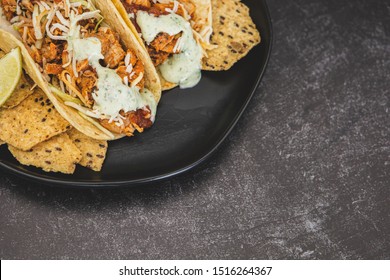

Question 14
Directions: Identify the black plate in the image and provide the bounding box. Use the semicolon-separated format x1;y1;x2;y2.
0;0;272;187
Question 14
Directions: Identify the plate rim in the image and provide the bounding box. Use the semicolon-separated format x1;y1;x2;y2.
0;0;273;188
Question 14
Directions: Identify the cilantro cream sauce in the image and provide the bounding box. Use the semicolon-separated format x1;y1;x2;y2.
72;37;157;121
136;11;203;89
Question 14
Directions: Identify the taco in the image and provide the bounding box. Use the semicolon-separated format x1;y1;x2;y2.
110;0;213;90
0;0;161;140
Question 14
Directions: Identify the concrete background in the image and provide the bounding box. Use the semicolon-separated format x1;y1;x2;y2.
0;0;389;259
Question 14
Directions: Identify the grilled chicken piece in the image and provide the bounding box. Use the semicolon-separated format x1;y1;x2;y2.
45;63;63;75
130;59;145;89
125;0;151;8
86;28;126;68
100;118;135;136
147;32;182;66
76;59;90;73
1;0;16;5
116;60;145;89
147;47;170;67
152;1;195;18
178;0;196;17
1;0;16;20
150;32;181;53
3;0;36;18
76;69;97;107
122;0;195;18
116;49;145;89
128;108;153;130
100;109;153;136
41;43;59;62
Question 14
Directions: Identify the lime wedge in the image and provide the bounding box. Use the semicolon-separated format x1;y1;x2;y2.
0;48;23;106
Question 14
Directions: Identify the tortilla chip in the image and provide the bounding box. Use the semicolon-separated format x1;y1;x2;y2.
1;73;34;109
0;89;71;151
67;129;108;172
8;133;82;174
202;0;261;71
0;140;5;146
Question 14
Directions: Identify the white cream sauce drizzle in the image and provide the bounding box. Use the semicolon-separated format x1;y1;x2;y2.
71;37;157;121
136;11;202;89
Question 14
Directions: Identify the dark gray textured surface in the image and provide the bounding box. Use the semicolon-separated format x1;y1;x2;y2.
0;0;389;259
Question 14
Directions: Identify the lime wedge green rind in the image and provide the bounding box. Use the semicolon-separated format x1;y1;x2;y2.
0;47;23;107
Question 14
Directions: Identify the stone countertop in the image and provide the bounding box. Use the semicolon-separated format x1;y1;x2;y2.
0;0;389;259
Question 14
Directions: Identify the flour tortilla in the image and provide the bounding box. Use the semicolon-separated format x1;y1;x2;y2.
110;0;212;90
0;1;161;140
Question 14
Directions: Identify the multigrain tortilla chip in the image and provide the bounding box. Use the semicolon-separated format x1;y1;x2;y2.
8;133;82;174
0;89;71;151
1;73;34;109
202;0;261;71
67;129;108;172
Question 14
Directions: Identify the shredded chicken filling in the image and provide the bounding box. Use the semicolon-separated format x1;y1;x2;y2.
0;0;153;136
121;0;197;66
